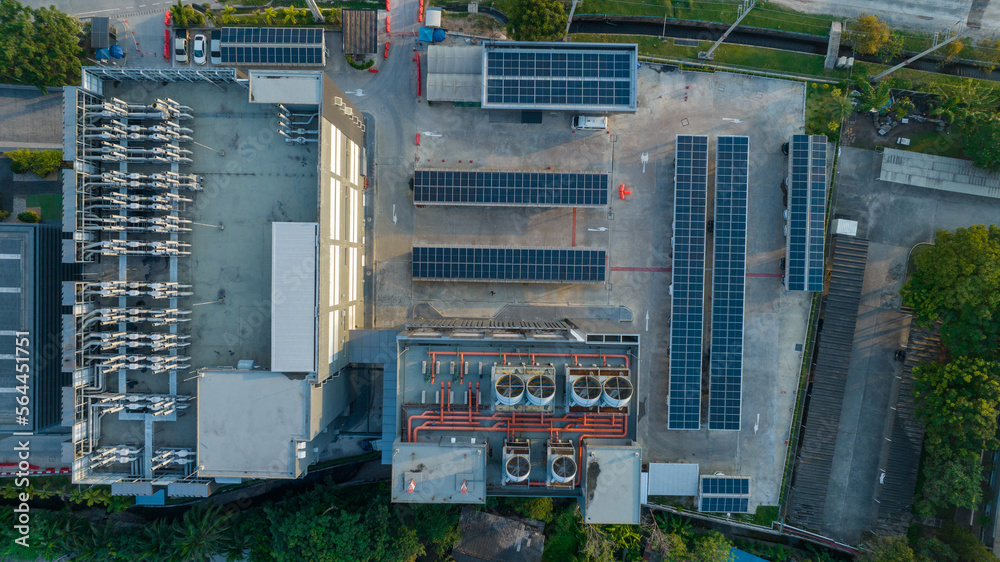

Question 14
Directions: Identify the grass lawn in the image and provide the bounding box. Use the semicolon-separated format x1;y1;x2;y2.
573;33;849;80
900;129;966;160
25;194;62;221
571;0;836;36
853;61;1000;94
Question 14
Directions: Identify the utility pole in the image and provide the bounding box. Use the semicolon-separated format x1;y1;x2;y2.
699;0;761;60
873;24;965;81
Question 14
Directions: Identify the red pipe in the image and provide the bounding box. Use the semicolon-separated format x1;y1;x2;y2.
447;381;451;412
406;411;623;441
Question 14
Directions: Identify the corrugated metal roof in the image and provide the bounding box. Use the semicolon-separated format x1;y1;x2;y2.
647;462;700;496
271;222;318;373
788;236;869;531
453;508;545;562
342;9;378;54
875;328;934;535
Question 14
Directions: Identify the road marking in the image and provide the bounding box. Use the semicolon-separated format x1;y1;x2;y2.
754;413;759;433
392;204;397;225
645;310;649;332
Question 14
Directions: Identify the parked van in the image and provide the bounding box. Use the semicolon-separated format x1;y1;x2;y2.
572;115;607;130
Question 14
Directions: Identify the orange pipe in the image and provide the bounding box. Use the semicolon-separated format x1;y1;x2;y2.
447;381;451;413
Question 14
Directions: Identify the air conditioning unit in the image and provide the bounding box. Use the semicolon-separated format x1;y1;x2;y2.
502;439;531;485
547;439;577;488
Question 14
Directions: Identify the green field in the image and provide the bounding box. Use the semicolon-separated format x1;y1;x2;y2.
25;194;62;221
573;34;848;79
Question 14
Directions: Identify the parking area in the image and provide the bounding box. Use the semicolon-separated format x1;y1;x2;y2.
367;66;811;507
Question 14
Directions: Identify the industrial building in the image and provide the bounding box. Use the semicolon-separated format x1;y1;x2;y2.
61;67;366;496
385;319;643;524
426;41;638;112
0;223;65;434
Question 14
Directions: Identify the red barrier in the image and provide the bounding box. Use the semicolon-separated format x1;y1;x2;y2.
164;10;171;25
619;184;632;199
418;3;424;22
386;15;390;33
369;68;379;73
415;52;421;97
385;0;390;10
384;41;391;59
416;133;421;145
163;29;170;59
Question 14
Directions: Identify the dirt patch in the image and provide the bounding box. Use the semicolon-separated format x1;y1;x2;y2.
442;13;508;38
844;112;939;150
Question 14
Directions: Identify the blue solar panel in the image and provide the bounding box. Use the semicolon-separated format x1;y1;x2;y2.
786;135;828;291
482;44;637;111
413;170;609;207
218;28;324;66
701;476;750;495
700;497;750;513
708;136;748;431
411;246;606;283
668;135;708;430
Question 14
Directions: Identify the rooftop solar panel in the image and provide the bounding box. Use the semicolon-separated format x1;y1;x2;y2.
708;136;749;431
701;476;751;495
668;135;709;430
412;246;606;284
218;28;325;66
413;170;609;207
786;135;828;291
482;43;637;111
699;497;750;513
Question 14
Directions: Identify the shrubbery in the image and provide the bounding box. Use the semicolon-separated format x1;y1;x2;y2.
5;149;63;177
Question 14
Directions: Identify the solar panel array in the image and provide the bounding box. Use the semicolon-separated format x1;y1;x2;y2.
701;476;750;495
699;475;751;513
413;170;609;207
668;135;709;430
786;135;828;291
412;246;606;283
219;27;325;66
700;497;750;513
708;136;749;431
483;45;637;111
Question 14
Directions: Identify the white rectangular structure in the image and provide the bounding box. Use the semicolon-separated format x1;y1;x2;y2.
271;222;319;373
647;462;700;496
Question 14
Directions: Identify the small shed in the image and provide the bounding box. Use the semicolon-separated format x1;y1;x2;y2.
342;9;378;55
453;508;545;562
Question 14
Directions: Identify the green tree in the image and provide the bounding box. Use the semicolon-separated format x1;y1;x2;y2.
913;536;957;562
859;535;914;562
326;8;342;27
940;524;997;562
220;4;236;25
411;504;461;559
5;148;62;177
17;211;38;223
919;444;986;513
690;531;733;562
941;38;965;64
902;225;1000;354
913;357;1000;450
975;37;1000;73
263;6;277;25
893;96;915;119
0;1;82;93
876;31;904;62
847;14;892;55
142;519;176;561
282;7;298;25
961;117;1000;172
854;78;892;113
507;0;567;41
173;504;232;561
543;506;584;562
511;496;554;523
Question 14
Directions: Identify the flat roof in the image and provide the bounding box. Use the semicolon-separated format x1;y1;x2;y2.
249;71;323;105
271;222;318;373
583;441;642;524
427;45;483;103
197;370;308;478
391;438;487;504
880;147;1000;199
647;462;700;496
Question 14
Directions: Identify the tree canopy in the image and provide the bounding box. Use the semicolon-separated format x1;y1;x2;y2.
847;14;892;55
859;535;914;562
913;357;1000;451
507;0;567;41
961;117;1000;172
901;225;1000;356
0;1;82;92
